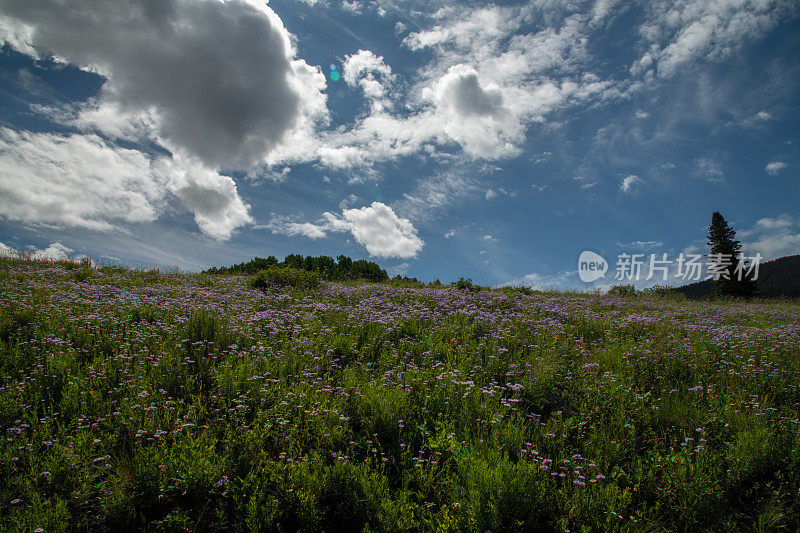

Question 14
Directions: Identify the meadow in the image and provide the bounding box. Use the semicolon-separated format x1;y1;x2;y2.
1;258;798;532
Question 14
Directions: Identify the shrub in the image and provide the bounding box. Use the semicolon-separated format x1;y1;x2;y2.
641;284;685;300
496;285;535;296
249;266;321;290
453;277;487;291
607;284;637;297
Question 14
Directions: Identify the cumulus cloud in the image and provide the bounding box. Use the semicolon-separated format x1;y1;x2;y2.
265;216;327;240
403;4;527;56
268;202;424;259
392;7;616;161
620;174;642;193
0;128;169;231
0;0;328;169
765;161;787;175
263;2;620;169
0;241;22;258
0;0;341;238
425;65;521;158
0;128;251;239
2;241;85;262
325;202;424;259
30;242;72;261
166;155;253;240
739;215;800;260
343;50;395;108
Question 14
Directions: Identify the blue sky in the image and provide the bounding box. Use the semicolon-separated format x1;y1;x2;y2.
0;0;798;288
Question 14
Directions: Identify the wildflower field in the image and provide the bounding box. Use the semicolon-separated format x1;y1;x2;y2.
1;259;799;532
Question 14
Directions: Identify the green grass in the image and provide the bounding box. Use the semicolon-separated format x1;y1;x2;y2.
0;257;799;531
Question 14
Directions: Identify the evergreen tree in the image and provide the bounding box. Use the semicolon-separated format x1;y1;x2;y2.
706;211;757;297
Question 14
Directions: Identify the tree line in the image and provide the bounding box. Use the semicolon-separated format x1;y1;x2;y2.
204;254;389;282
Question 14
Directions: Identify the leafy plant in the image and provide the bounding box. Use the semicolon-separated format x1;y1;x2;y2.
249;266;321;290
607;284;637;297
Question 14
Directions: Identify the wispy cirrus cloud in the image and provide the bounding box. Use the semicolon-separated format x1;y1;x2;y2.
631;0;797;80
620;174;642;193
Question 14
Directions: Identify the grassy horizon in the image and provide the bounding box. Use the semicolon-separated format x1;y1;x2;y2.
1;258;798;531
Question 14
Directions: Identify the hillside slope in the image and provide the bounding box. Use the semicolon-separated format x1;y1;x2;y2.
675;254;800;298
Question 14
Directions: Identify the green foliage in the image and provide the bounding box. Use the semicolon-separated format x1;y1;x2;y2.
755;254;800;298
641;284;685;300
209;253;389;282
451;277;488;291
249;266;321;290
607;284;637;297
675;254;800;300
389;275;425;288
1;259;799;531
707;211;758;298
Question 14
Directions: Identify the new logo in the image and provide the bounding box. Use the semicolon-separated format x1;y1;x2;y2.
578;251;607;283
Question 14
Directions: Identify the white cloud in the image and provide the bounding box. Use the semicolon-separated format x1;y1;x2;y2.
697;158;724;181
424;64;523;159
0;128;168;231
531;151;552;164
31;242;72;261
0;0;328;169
485;189;498;200
0;128;251;239
737;110;775;129
617;240;664;249
273;221;327;240
39;100;158;143
389;262;412;277
343;50;396;111
263;2;623;169
267;202;424;259
402;5;519;53
739;215;800;260
166;155;253;240
632;0;797;79
620;174;642;192
392;169;480;223
0;241;22;258
501;270;581;291
341;1;364;14
324;202;424;259
444;229;456;238
765;161;787;175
